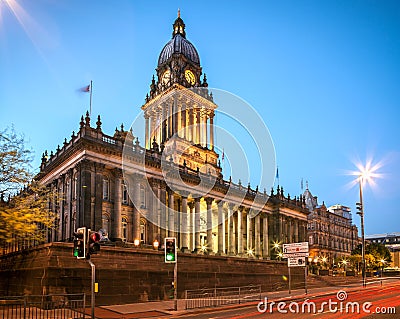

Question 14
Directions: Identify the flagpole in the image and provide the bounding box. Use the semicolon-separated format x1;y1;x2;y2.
89;80;93;117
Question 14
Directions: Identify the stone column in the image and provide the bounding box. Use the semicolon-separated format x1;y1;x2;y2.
133;176;141;241
205;197;214;253
159;185;167;243
237;207;244;255
145;114;150;149
168;189;175;237
210;112;214;150
181;195;189;252
262;215;269;259
202;113;207;147
152;182;161;242
169;102;173;138
181;104;186;139
294;219;299;242
188;201;195;251
189;108;194;142
196;109;201;144
255;214;261;257
217;201;225;255
246;212;253;253
194;197;201;252
113;173;122;240
228;204;235;255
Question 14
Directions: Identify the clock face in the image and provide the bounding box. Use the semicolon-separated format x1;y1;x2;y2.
162;69;170;85
185;69;196;85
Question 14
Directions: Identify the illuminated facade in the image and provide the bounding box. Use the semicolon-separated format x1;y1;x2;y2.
304;186;359;264
35;14;310;259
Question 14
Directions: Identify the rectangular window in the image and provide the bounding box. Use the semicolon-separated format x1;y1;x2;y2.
122;184;128;204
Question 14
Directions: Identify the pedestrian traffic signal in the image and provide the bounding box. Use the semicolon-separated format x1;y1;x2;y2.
88;230;101;257
165;237;177;263
73;227;86;259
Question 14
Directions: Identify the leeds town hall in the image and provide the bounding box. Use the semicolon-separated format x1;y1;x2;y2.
1;14;334;304
37;14;310;257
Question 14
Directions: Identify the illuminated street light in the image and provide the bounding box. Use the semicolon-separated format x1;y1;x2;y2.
356;161;381;287
134;238;140;247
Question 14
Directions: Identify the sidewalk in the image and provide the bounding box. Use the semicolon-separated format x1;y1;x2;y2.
95;278;398;318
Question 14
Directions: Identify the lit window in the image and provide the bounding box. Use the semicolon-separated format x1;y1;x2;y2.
140;219;146;243
122;217;127;242
122;184;128;204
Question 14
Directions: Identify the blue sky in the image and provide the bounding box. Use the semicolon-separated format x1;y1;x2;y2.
0;0;399;235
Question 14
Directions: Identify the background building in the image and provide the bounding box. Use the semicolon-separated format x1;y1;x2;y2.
304;185;359;266
366;233;400;268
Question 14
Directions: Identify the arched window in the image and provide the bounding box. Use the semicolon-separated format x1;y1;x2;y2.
122;217;128;242
140;218;146;243
122;184;128;204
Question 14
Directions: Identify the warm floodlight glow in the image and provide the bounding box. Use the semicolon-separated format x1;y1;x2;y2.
272;240;281;250
247;248;254;257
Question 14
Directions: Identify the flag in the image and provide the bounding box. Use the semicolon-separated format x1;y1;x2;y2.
276;166;279;179
222;149;224;161
80;84;90;92
301;178;304;191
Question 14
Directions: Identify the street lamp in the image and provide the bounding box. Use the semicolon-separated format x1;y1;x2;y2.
356;175;366;288
351;159;381;288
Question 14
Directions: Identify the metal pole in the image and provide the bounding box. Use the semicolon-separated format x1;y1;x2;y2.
359;178;366;288
89;80;93;117
304;265;308;294
174;260;177;311
288;266;291;294
88;259;95;319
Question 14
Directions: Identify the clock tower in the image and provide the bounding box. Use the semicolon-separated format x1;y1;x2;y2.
141;11;221;177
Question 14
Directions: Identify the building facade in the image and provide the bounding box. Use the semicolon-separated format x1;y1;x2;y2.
304;186;359;265
33;14;310;259
366;233;400;268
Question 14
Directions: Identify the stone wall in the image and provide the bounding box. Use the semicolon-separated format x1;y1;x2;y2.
0;243;305;306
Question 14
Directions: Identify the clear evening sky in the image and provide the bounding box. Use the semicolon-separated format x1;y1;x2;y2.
0;0;399;235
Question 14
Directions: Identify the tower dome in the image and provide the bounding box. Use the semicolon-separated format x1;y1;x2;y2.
158;11;200;66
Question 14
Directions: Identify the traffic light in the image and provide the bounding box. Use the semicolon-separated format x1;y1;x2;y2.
356;202;363;215
73;227;86;259
165;237;177;263
88;230;101;256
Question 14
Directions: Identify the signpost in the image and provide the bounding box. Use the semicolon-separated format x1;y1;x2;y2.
283;242;309;294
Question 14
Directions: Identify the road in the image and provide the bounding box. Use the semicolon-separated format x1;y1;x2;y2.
176;281;400;319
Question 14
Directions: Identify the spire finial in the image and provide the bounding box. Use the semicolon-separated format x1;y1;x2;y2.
178;8;180;18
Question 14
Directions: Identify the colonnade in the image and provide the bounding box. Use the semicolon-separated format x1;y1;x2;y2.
144;98;215;150
109;175;308;259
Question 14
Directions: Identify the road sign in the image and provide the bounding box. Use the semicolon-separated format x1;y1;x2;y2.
288;256;306;267
282;242;309;257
